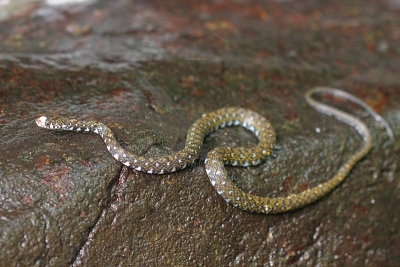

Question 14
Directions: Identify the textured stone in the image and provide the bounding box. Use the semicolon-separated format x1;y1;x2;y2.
0;0;399;266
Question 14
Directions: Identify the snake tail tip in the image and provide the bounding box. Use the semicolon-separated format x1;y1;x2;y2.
36;116;47;128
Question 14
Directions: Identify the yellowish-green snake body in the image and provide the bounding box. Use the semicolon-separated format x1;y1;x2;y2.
36;87;393;213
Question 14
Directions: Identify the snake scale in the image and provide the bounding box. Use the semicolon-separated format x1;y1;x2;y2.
36;87;394;214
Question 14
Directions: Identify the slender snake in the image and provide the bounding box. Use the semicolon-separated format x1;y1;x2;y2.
36;87;394;214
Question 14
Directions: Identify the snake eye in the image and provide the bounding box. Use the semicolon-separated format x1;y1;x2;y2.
35;116;48;128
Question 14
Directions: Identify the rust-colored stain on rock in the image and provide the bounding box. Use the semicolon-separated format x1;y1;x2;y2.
41;167;73;198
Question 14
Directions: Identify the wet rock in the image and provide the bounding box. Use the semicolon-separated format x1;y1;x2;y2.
0;0;399;266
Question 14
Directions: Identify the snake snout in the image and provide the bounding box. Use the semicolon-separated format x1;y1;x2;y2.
35;116;48;128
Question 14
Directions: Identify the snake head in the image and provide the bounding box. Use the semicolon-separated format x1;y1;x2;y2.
35;115;71;130
35;116;49;128
36;115;91;132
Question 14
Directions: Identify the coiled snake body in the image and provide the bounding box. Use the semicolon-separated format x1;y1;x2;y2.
36;87;393;214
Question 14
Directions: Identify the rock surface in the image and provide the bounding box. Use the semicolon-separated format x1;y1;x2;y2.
0;0;399;266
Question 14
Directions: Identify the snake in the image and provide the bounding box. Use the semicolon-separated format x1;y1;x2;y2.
35;87;394;214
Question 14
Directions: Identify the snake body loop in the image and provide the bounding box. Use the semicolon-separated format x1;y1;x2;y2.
36;87;393;214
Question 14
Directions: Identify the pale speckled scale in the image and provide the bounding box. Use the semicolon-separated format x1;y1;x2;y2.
35;87;393;214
